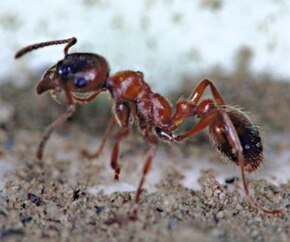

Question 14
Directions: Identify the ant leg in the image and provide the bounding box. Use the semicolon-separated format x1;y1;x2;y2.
174;109;219;142
81;116;116;159
130;135;158;220
111;127;129;181
172;79;227;128
189;79;225;106
36;104;76;160
220;113;282;215
110;103;130;181
174;110;282;215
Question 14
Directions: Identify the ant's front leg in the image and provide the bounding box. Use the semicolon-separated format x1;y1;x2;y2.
110;102;131;181
81;116;116;159
37;104;76;160
37;86;76;160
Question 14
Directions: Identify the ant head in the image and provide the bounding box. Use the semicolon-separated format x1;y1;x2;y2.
58;53;108;92
37;53;109;95
15;37;110;100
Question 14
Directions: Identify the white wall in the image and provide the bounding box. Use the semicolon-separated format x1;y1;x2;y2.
1;0;289;92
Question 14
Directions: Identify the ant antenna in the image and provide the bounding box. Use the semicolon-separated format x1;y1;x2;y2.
15;37;77;59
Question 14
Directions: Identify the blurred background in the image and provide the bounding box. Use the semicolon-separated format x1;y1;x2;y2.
1;0;290;131
0;0;290;186
0;0;290;90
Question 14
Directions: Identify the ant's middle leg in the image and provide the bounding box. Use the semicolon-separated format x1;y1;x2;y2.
130;134;158;220
110;102;131;181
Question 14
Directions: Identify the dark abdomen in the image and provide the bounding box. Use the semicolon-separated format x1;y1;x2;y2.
209;107;263;172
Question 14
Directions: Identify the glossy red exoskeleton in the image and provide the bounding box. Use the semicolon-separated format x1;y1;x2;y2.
15;37;281;218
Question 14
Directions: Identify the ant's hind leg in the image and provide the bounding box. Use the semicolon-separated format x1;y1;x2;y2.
221;112;282;216
81;116;116;159
189;79;225;106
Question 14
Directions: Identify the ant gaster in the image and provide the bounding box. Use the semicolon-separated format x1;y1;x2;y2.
15;37;281;218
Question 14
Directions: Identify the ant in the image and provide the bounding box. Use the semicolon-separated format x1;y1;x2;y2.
15;37;282;218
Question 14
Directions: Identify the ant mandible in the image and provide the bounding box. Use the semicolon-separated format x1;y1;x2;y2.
15;37;282;218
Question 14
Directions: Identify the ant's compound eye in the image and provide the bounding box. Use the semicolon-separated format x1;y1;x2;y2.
59;65;72;77
74;77;87;88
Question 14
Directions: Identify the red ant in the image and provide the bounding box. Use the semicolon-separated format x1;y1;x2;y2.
15;37;282;218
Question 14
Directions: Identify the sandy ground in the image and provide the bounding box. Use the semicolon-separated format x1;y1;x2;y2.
1;70;290;241
0;129;290;242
